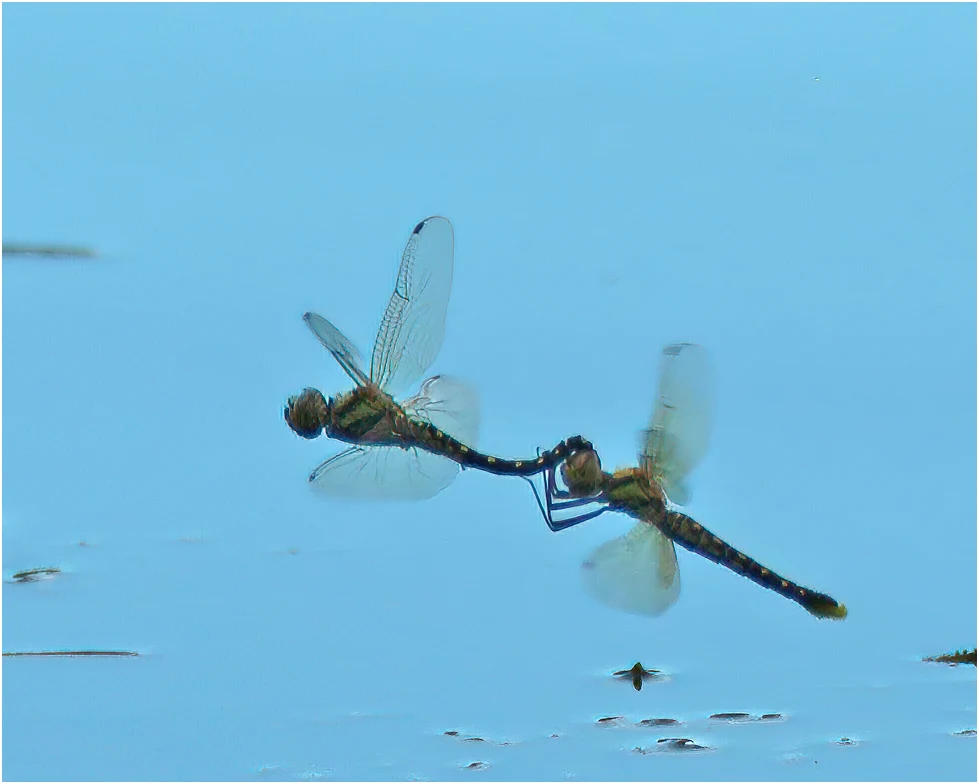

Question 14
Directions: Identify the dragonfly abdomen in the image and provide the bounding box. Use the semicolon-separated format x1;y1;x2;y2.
662;512;847;620
410;420;593;477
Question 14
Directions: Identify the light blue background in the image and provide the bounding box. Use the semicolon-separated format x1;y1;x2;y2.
3;3;975;780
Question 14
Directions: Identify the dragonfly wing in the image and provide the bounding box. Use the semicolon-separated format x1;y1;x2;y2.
370;216;454;397
309;445;459;500
303;312;370;387
581;522;680;617
643;343;713;505
402;375;481;449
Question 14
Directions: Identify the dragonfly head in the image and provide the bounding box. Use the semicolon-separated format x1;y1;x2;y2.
284;387;330;439
561;448;604;496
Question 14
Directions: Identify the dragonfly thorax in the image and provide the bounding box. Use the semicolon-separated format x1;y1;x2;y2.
284;388;330;439
325;386;403;447
607;468;668;520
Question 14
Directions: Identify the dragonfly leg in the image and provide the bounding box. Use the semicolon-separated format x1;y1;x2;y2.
523;464;609;533
545;460;575;500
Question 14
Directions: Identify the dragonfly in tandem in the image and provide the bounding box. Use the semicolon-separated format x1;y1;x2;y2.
527;342;847;620
285;216;591;499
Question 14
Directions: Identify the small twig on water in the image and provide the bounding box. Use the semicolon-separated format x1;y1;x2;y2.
2;244;98;259
3;650;139;658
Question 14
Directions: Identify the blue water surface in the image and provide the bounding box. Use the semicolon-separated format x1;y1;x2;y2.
3;4;975;781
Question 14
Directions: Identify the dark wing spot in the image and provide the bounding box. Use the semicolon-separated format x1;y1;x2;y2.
413;220;426;234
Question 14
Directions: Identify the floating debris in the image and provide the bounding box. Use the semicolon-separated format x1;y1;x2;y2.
10;567;61;583
923;649;977;666
634;738;711;753
444;730;512;747
657;737;710;751
462;761;489;771
595;716;626;727
638;718;679;727
709;712;753;722
760;713;784;721
953;729;976;737
835;736;858;746
613;661;660;691
3;650;139;658
2;244;98;259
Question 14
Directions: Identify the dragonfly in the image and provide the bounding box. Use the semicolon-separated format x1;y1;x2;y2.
527;342;847;620
285;216;592;499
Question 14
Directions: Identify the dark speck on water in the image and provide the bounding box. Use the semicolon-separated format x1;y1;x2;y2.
462;762;488;771
443;731;459;736
954;729;976;737
760;713;784;721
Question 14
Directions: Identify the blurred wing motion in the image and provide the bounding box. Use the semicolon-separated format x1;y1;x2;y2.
303;311;370;388
642;343;713;506
370;216;455;397
308;374;479;500
581;522;680;616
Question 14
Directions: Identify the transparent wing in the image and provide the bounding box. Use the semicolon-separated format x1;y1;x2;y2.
308;445;459;501
642;343;713;506
581;522;680;617
370;216;454;397
402;375;481;449
303;312;370;387
306;375;478;501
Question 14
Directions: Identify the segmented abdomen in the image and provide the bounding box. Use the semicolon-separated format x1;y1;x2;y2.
661;512;847;619
410;420;593;477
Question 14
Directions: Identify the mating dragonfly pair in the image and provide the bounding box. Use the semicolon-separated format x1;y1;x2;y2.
285;217;846;620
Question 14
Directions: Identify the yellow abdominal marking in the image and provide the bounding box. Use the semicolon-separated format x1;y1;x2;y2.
514;461;523;468
486;456;495;462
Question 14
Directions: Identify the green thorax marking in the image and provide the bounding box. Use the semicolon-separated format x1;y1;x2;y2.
606;473;667;521
330;388;400;442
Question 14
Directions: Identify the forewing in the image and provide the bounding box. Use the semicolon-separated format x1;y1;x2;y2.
308;445;459;501
370;216;454;397
581;523;680;616
642;343;713;506
402;375;481;449
303;312;370;387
